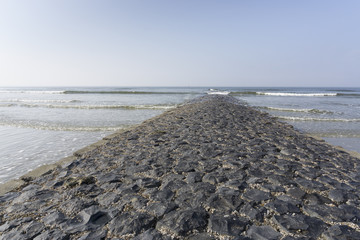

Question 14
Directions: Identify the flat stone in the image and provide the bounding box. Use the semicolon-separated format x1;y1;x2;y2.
272;214;309;233
33;230;69;240
266;199;300;215
108;212;155;236
156;208;208;236
132;229;172;240
43;211;66;226
242;189;271;202
78;229;108;240
208;214;249;236
287;187;306;199
247;225;281;240
60;205;110;234
328;189;346;203
186;172;203;183
321;225;360;240
239;203;265;222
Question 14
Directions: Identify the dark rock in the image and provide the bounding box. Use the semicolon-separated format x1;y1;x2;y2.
186;172;203;183
287;187;306;199
338;204;360;222
242;189;271;202
78;229;107;240
202;172;228;185
0;192;20;203
239;203;265;222
96;192;121;206
266;198;300;214
60;206;110;234
156;208;208;236
208;214;248;236
328;189;347;203
108;212;155;236
321;225;360;240
247;225;282;240
146;202;177;217
186;233;216;240
43;211;66;226
272;214;309;233
136;178;161;189
132;229;171;240
303;205;345;222
33;229;69;240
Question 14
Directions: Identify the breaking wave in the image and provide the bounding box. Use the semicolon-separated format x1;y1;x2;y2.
0;121;129;132
2;103;177;110
256;92;337;97
259;106;334;114
278;116;360;122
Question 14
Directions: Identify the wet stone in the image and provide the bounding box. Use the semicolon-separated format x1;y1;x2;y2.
186;172;203;183
321;225;360;240
242;189;271;202
132;228;172;240
239;203;265;222
266;199;300;215
328;189;347;203
272;214;309;233
108;212;155;237
287;187;306;199
33;229;69;240
43;211;66;226
60;206;110;234
156;208;208;236
247;225;282;240
208;214;249;236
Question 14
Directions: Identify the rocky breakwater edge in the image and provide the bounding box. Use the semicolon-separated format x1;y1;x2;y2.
0;95;360;240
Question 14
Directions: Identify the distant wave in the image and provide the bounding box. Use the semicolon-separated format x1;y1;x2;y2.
256;92;337;97
63;90;193;95
278;116;360;122
4;103;177;110
0;99;80;103
207;89;230;95
0;90;64;94
259;106;334;114
0;121;129;132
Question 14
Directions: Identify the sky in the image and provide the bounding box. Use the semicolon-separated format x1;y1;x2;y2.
0;0;359;87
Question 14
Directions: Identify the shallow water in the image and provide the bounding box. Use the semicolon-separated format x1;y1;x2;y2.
0;86;359;183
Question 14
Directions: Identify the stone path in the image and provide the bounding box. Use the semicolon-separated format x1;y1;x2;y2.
0;95;359;239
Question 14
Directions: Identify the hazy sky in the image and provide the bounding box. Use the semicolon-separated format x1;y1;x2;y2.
1;0;359;87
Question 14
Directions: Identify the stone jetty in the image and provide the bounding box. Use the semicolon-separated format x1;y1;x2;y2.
0;95;360;239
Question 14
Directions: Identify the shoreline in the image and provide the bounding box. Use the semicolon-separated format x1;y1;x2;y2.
1;95;359;239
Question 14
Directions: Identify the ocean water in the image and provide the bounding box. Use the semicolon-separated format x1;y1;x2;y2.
0;87;359;183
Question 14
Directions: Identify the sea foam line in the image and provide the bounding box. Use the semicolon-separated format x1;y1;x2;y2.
0;90;65;94
256;92;337;97
260;106;334;114
0;121;129;132
0;99;79;103
278;116;360;122
8;103;177;110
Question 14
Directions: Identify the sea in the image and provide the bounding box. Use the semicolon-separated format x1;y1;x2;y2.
1;87;359;184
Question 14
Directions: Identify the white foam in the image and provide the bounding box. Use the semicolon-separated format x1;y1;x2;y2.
207;91;230;95
278;116;360;122
262;106;333;114
0;90;64;94
256;92;337;97
0;99;79;103
15;103;176;110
